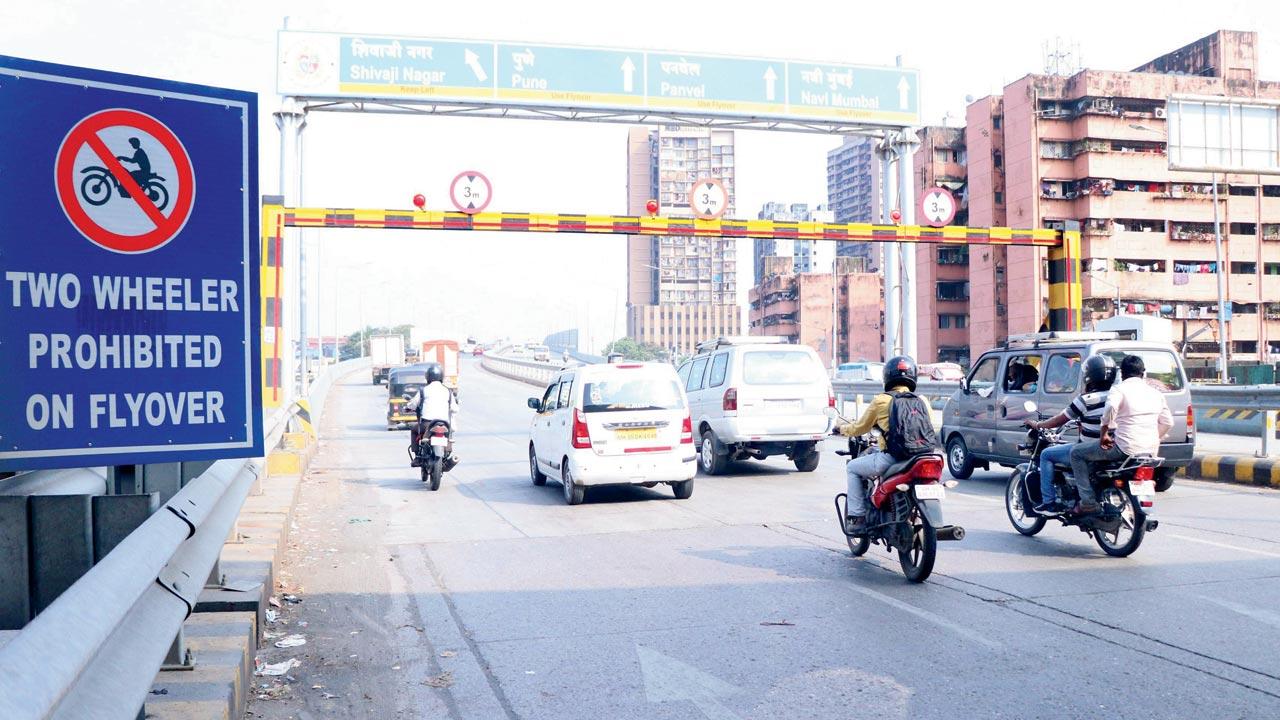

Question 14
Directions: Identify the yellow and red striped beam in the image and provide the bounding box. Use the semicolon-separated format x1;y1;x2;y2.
274;206;1064;247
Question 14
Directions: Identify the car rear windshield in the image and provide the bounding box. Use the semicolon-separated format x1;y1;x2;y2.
742;350;824;385
582;378;686;413
1099;350;1185;392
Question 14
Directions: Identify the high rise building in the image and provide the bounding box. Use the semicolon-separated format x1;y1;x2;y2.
913;30;1280;366
826;136;878;268
753;202;835;285
911;127;971;366
626;126;741;355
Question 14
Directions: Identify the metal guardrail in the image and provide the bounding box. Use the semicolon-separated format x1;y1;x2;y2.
0;357;367;720
834;379;1280;451
481;349;566;387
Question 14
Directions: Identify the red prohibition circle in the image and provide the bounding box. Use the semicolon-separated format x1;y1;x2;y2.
449;170;492;215
54;108;196;254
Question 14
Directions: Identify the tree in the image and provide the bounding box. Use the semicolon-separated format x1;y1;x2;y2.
602;337;667;362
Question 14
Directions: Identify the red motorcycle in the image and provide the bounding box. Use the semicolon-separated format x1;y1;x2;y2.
832;426;964;583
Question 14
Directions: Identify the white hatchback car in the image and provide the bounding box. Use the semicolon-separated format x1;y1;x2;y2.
527;362;696;505
679;337;834;475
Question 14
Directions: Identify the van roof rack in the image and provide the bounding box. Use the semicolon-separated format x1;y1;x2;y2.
695;336;789;353
1003;331;1118;348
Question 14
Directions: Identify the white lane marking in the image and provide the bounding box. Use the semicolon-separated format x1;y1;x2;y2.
1169;534;1280;559
1190;593;1280;631
637;645;742;720
845;583;1003;651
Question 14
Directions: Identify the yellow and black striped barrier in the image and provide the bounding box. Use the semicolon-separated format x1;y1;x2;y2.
1183;454;1280;488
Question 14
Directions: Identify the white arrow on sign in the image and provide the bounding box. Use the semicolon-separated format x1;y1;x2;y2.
464;49;488;82
897;76;910;110
622;56;636;92
637;646;742;720
763;66;777;101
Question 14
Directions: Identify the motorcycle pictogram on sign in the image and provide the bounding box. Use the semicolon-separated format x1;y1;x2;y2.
54;108;196;254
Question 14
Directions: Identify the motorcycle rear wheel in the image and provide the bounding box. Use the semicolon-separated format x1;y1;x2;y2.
428;457;443;491
1093;488;1144;557
898;516;937;583
1005;469;1047;536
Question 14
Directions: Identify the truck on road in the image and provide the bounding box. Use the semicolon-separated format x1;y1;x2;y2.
370;334;407;385
420;339;461;391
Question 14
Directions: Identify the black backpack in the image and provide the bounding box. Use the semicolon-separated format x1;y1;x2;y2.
885;391;938;460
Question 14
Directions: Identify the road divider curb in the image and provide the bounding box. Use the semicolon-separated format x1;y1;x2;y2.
1179;454;1280;488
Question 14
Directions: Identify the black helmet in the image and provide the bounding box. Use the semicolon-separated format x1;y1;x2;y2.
1082;354;1116;392
426;364;444;384
883;355;918;392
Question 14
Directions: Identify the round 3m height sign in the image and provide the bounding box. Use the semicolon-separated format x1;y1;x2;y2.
54;108;196;254
690;178;728;220
919;186;956;227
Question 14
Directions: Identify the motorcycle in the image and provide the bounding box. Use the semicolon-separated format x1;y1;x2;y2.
408;417;456;491
828;412;965;583
1005;401;1160;557
79;166;170;210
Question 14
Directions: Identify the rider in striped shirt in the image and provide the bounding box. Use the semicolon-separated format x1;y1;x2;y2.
1024;355;1116;514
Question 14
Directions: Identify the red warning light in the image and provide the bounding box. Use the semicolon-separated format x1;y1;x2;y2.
412;193;426;210
645;199;659;215
890;209;902;223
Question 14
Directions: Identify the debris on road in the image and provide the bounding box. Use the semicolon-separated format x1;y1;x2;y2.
760;620;795;627
265;609;279;623
268;596;282;609
398;624;424;633
282;594;302;604
422;671;454;688
439;650;456;658
255;658;301;676
274;634;307;649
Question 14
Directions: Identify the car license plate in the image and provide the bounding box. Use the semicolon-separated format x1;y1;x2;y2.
429;436;448;447
914;484;946;500
615;427;657;441
1129;480;1155;497
766;399;802;412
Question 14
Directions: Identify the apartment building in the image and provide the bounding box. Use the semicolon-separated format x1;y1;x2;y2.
911;127;971;366
915;30;1280;364
626;126;741;355
753;202;836;285
826;136;879;269
749;256;882;369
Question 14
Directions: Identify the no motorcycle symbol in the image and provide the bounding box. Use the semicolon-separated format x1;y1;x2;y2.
54;108;196;254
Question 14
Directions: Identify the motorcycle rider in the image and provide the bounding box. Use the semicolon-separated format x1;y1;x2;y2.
835;355;918;535
405;364;458;467
1069;355;1172;514
1024;354;1116;514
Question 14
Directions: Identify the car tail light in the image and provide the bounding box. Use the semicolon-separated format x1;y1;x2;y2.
723;387;737;412
1133;466;1154;481
910;457;944;481
828;387;836;408
431;425;447;437
680;416;693;444
571;408;592;449
1186;405;1195;436
616;364;643;369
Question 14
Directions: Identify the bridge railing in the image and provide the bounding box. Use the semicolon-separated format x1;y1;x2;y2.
0;357;368;720
480;348;566;387
833;379;1280;451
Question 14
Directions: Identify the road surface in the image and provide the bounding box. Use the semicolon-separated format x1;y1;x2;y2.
248;357;1280;719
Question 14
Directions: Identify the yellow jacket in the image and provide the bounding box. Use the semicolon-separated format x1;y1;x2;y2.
839;384;912;450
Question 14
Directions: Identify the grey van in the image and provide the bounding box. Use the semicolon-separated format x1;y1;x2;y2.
940;332;1194;491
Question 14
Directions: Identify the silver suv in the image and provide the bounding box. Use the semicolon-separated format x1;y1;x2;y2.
941;332;1194;491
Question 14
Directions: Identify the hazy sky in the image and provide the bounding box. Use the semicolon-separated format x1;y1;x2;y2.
3;1;1274;351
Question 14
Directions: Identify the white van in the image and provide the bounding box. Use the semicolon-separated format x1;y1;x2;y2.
526;362;696;505
678;337;834;475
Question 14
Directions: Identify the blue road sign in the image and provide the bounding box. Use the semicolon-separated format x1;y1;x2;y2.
787;62;919;124
646;52;785;116
279;32;923;127
497;43;644;106
339;35;494;98
0;55;262;470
